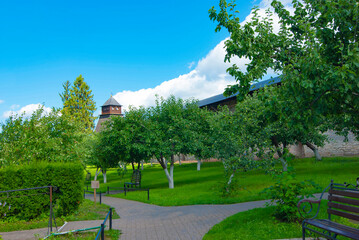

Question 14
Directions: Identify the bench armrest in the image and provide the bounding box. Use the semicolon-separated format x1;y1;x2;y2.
297;182;331;219
297;198;322;219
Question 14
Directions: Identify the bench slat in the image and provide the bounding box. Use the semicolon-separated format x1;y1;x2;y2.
329;195;359;207
328;202;359;214
330;189;359;199
305;219;359;239
328;208;359;221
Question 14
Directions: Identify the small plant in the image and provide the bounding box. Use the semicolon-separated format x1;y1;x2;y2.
263;169;319;222
116;164;127;180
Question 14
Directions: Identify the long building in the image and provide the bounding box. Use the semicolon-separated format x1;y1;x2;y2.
197;77;359;158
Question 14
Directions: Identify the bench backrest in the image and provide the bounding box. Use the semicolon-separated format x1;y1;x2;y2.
328;181;359;221
131;170;141;184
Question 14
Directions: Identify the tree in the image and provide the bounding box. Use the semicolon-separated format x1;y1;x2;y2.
60;75;96;132
148;96;200;189
209;0;359;138
103;106;152;170
237;87;326;170
0;107;84;167
187;107;214;171
90;106;152;183
208;105;267;193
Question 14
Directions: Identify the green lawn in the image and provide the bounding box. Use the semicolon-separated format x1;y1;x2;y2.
87;156;359;206
203;200;359;240
47;229;120;240
0;199;119;232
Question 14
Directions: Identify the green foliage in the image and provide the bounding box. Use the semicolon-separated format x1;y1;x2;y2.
203;206;303;240
0;108;84;167
99;106;152;169
103;157;359;206
0;162;84;221
204;200;359;240
263;170;319;222
0;199;119;232
209;0;359;138
208;103;275;192
116;165;127;180
61;75;96;132
47;229;120;240
149;95;201;161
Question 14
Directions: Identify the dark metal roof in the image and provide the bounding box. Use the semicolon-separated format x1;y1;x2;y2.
102;96;122;107
198;76;281;107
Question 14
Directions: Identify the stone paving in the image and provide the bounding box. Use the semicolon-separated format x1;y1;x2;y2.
1;193;327;240
0;196;269;240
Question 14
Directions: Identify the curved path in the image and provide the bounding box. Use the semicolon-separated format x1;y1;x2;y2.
0;196;269;240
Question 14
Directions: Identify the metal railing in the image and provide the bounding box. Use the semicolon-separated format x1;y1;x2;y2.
95;208;113;240
84;189;103;204
107;186;150;200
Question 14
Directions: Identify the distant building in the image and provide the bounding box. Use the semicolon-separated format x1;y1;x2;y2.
95;96;123;132
198;77;359;158
198;77;281;111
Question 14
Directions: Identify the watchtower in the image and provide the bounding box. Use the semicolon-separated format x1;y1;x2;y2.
95;96;123;132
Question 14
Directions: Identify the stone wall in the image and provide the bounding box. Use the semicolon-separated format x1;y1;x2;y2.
290;131;359;158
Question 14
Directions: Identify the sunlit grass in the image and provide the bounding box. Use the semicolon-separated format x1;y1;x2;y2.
0;200;119;232
86;156;359;206
203;200;359;240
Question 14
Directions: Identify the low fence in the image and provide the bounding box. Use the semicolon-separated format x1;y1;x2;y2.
83;188;104;204
0;186;57;233
95;208;113;240
45;208;113;239
83;185;150;201
107;186;150;200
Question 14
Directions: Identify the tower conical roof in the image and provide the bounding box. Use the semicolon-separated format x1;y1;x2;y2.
102;96;121;107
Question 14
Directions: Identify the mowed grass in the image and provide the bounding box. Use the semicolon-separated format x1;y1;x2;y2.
47;229;120;240
203;200;359;240
86;156;359;206
0;200;119;232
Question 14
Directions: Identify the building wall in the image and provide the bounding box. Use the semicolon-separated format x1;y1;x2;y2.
202;98;359;158
290;131;359;158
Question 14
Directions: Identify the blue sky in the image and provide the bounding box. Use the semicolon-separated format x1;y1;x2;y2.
0;0;282;123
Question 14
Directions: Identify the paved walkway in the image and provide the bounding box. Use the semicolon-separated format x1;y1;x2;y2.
0;196;269;240
1;193;327;240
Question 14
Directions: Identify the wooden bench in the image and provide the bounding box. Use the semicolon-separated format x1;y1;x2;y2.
297;178;359;240
124;170;141;189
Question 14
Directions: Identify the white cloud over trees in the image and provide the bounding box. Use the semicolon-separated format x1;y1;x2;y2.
113;0;292;112
3;104;51;119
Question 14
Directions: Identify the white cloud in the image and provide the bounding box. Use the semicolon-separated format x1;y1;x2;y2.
114;39;239;112
112;0;291;112
188;61;195;69
3;104;52;119
10;104;20;110
0;100;4;104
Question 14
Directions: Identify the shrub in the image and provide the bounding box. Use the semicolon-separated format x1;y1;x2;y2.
0;162;84;221
263;170;318;222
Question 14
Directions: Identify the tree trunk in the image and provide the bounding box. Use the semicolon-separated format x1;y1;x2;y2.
131;162;135;170
137;162;140;170
279;158;288;172
157;155;174;189
150;159;153;167
94;167;100;181
170;157;174;188
141;160;144;170
102;169;107;183
178;155;181;165
271;136;288;172
226;171;236;193
305;142;322;161
197;158;201;171
163;168;174;189
227;173;234;186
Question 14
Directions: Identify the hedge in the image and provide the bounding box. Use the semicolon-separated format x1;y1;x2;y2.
0;162;84;221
